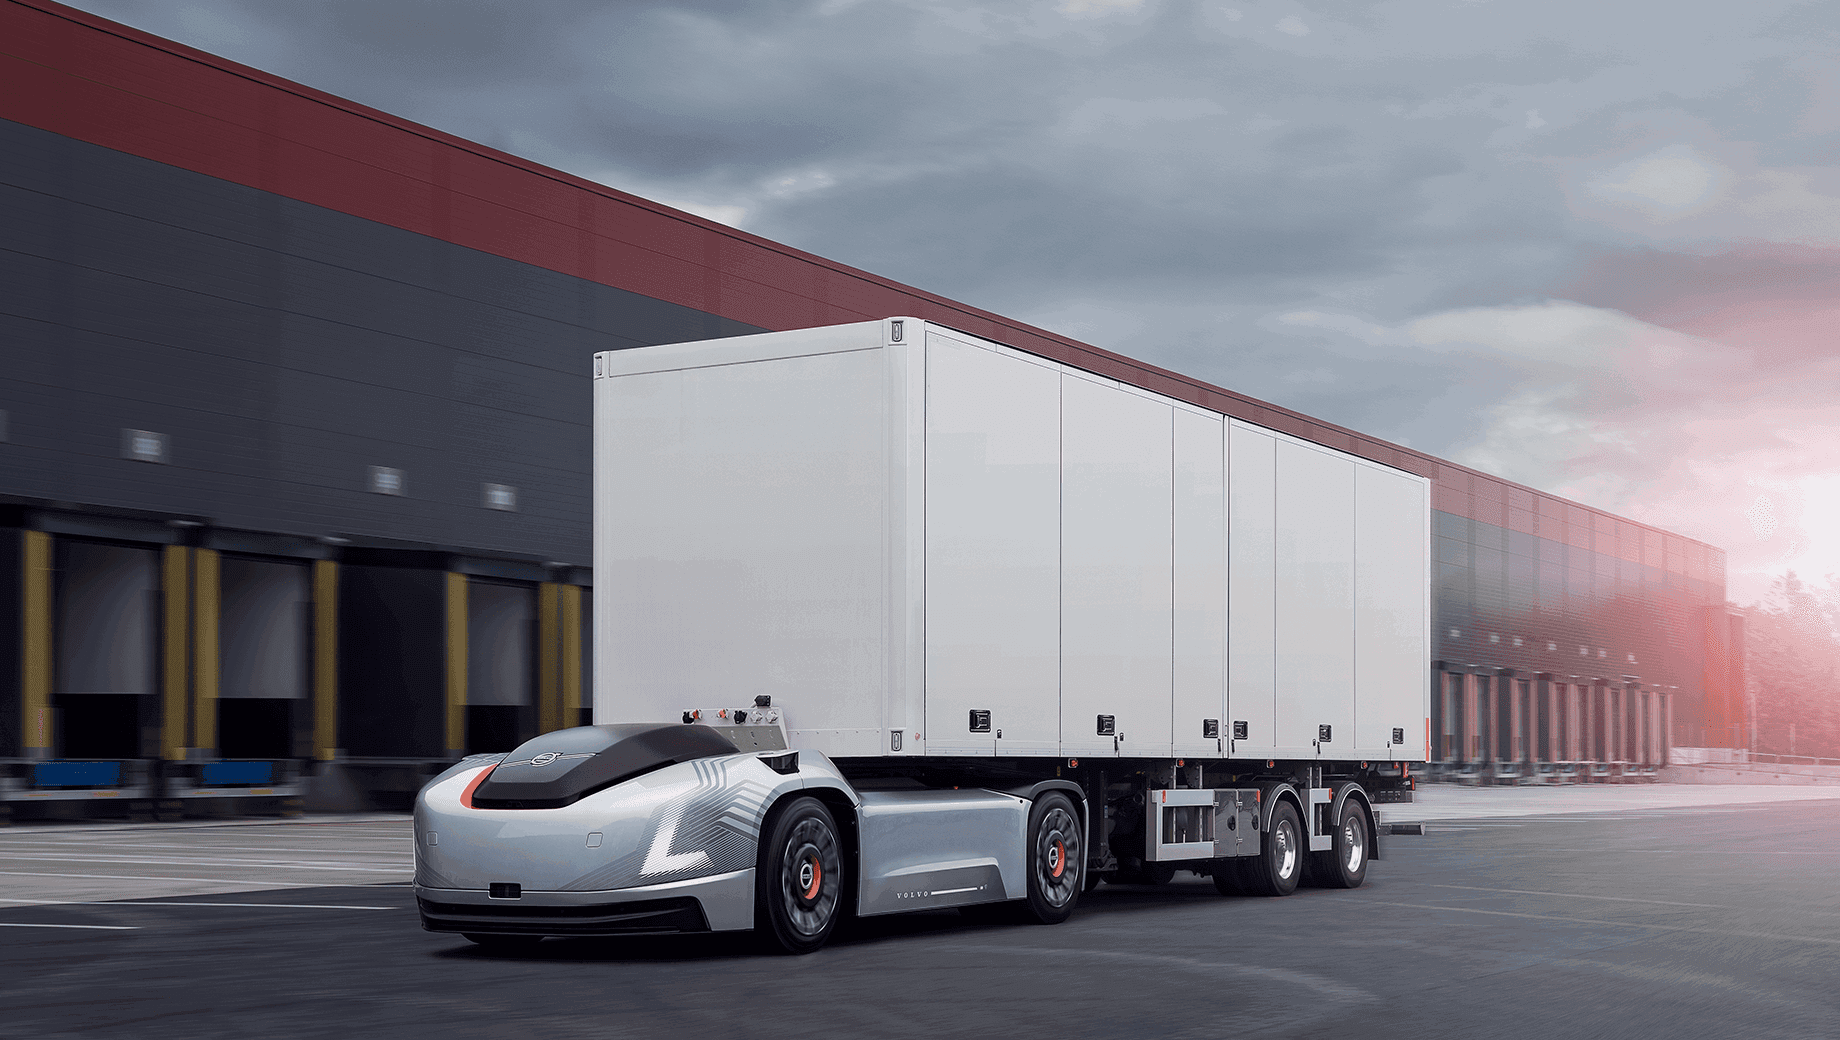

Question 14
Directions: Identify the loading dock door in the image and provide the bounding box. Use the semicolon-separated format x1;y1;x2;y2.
218;557;309;758
56;541;159;758
466;581;534;753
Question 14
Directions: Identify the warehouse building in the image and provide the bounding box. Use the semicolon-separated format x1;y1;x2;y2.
0;0;1742;818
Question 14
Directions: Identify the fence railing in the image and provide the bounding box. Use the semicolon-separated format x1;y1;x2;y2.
1670;746;1748;765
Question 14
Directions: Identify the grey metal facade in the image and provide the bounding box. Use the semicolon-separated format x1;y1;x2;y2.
1;116;761;565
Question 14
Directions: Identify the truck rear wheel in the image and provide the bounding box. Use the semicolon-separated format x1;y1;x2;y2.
1023;792;1083;924
1310;801;1369;889
1242;800;1302;897
757;796;844;954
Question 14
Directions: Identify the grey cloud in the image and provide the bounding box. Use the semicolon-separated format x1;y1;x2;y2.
62;0;1840;459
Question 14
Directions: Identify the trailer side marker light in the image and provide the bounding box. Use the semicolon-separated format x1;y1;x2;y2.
1069;759;1078;768
459;764;496;809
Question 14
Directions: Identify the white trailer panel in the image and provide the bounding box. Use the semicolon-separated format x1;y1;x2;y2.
1274;441;1356;758
923;332;1062;757
594;329;893;758
1227;424;1278;757
1060;373;1174;759
1354;463;1431;758
1172;408;1227;758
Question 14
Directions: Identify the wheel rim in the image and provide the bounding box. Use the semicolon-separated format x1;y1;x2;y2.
1034;806;1081;907
1342;816;1366;874
779;816;840;937
1273;817;1297;880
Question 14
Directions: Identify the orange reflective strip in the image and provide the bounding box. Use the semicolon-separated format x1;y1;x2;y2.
459;764;496;808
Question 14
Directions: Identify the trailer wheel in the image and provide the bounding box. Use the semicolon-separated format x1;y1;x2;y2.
1243;800;1302;897
757;796;844;954
1311;801;1369;889
1023;792;1083;924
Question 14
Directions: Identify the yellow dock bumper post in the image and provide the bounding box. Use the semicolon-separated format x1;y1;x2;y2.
538;582;560;733
22;531;53;760
445;572;467;758
160;545;191;820
192;548;219;760
561;584;583;729
312;560;339;763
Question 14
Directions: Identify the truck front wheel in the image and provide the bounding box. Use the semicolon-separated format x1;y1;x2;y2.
757;796;844;954
1023;792;1083;924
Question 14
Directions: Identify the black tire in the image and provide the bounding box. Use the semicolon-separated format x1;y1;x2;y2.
1310;799;1370;889
1242;800;1303;897
756;796;845;954
462;933;543;950
1022;792;1083;924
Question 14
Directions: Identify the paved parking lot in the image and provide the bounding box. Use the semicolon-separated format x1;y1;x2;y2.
1397;779;1840;822
3;790;1838;1039
0;815;413;904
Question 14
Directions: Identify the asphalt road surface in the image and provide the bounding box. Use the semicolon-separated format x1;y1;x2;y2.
4;796;1838;1040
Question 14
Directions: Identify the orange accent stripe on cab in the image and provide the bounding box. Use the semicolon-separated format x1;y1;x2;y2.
459;764;496;808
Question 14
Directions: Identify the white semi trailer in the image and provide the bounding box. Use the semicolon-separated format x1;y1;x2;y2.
414;318;1428;953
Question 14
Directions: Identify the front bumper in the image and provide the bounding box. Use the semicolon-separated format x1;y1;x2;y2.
416;867;757;936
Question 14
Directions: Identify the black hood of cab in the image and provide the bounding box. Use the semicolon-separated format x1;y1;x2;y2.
470;723;738;810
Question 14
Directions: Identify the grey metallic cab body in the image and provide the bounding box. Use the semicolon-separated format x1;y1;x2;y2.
412;724;1043;941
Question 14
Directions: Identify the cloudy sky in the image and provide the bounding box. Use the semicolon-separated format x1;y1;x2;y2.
68;0;1840;605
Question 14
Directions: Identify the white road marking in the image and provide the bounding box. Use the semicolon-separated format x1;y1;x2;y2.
0;922;138;930
0;853;410;872
0;869;401;885
0;839;414;855
1419;883;1725;908
0;897;395;910
1360;899;1840;947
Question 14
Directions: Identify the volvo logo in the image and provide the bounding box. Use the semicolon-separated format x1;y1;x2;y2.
504;751;594;768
